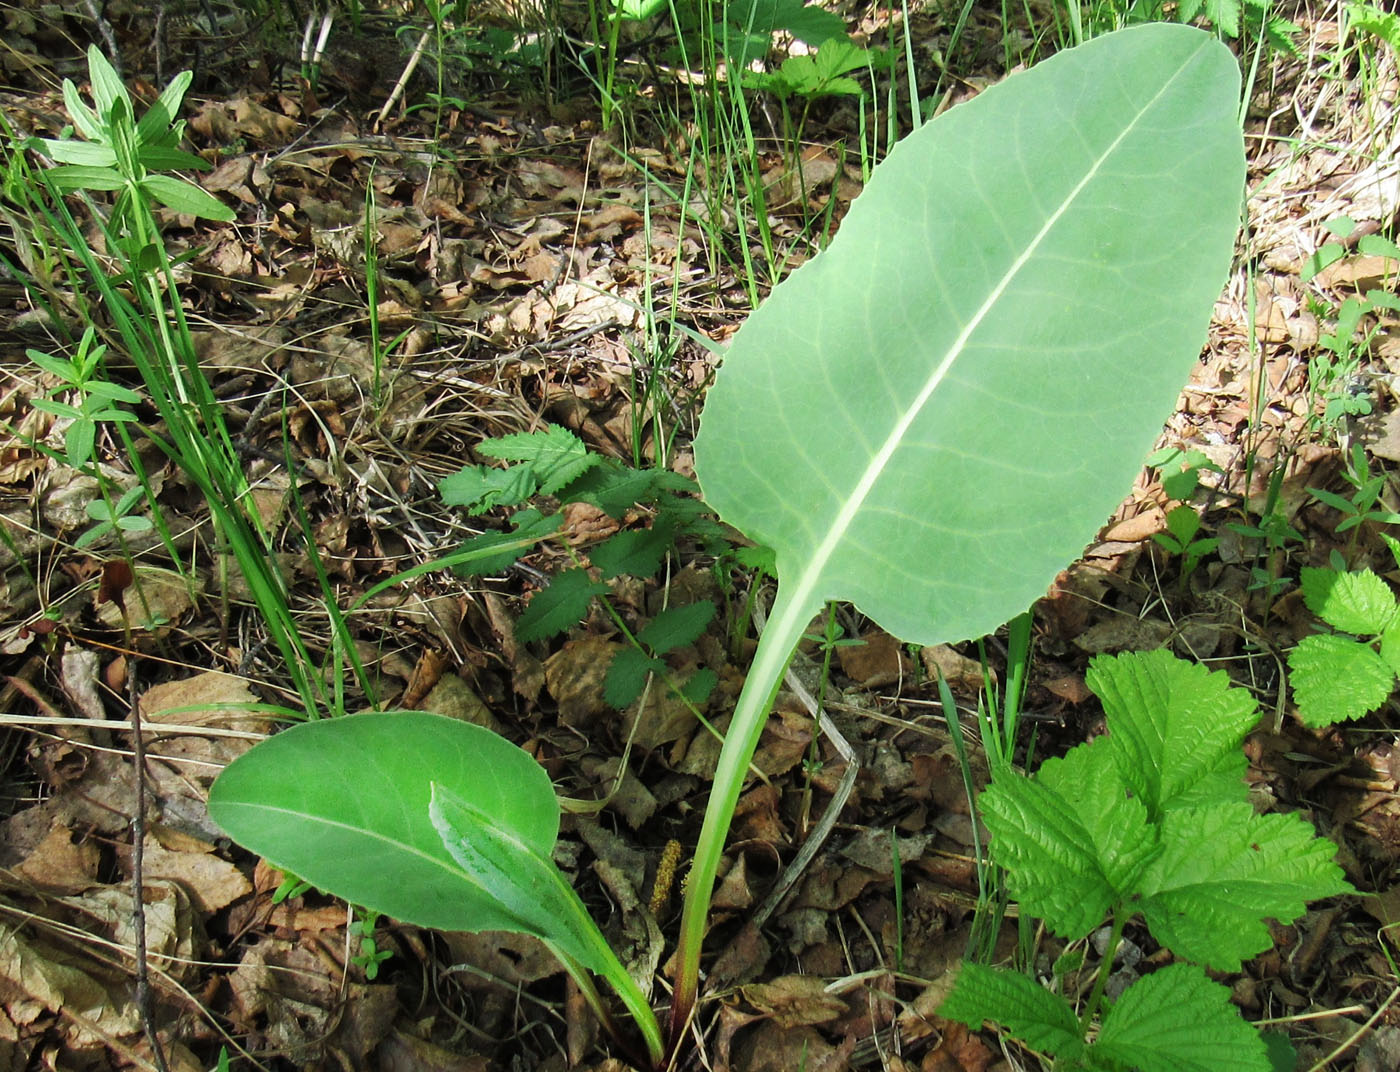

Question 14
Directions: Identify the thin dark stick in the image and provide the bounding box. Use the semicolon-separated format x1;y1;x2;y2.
127;662;170;1072
81;0;122;76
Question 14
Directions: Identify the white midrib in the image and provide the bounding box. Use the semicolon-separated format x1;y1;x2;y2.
779;44;1205;622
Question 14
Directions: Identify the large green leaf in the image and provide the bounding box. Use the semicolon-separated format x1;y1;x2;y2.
675;23;1245;1022
694;23;1242;649
208;712;560;933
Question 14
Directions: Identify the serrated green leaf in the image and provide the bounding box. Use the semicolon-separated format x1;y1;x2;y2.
1137;804;1351;970
1036;739;1162;895
980;769;1121;939
515;568;609;643
675;667;717;705
477;426;601;496
560;464;662;517
438;463;538;514
1164;503;1202;543
938;962;1083;1058
1381;624;1400;677
591;521;677;579
452;509;559;578
1086;649;1258;816
637;601;716;654
604;647;661;708
1287;633;1394;727
1094;964;1269;1072
1299;566;1399;635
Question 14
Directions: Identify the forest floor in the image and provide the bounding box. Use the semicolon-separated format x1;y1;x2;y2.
2;1;1400;1070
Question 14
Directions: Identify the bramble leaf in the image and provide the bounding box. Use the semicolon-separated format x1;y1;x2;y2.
979;765;1122;939
1086;649;1258;817
1300;566;1398;635
1137;803;1351;970
1094;964;1269;1072
1287;633;1394;727
938;962;1083;1059
515;568;609;643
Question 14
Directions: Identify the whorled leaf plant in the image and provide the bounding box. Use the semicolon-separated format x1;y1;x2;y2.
209;23;1246;1069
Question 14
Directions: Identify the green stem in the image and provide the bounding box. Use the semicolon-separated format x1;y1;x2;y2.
667;584;815;1052
1076;907;1126;1039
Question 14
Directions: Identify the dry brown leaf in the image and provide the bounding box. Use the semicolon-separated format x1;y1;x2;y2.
741;975;848;1028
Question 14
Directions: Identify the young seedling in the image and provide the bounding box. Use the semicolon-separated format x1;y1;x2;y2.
210;25;1245;1069
1287;550;1400;726
26;326;142;472
939;649;1351;1071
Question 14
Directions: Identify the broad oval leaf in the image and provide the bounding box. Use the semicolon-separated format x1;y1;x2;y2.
208;711;560;933
693;23;1245;647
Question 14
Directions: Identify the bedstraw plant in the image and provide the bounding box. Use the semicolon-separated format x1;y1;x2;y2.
210;24;1258;1068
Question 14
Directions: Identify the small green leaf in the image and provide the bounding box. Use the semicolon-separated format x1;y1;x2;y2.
1137;804;1351;970
637;601;716;654
604;647;661;708
1288;633;1395;727
141;175;235;221
1094;964;1269;1072
136;69;192;144
939;962;1083;1059
1299;566;1399;636
591;521;677;579
137;145;211;172
515;568;609;643
37;139;118;167
451;509;559;577
478;426;601;496
675;667;717;705
64;420;96;470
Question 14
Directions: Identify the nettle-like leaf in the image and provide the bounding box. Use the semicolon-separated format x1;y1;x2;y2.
938;962;1084;1059
1300;565;1399;635
1094;964;1268;1072
981;651;1351;962
604;602;718;709
1288;633;1395;727
1086;649;1259;816
592;520;679;579
1138;803;1350;970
